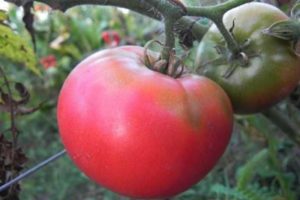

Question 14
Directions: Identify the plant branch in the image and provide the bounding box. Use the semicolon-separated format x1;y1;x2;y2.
144;0;186;19
4;0;252;50
4;0;253;58
262;107;300;146
186;0;252;16
5;0;209;44
0;65;19;196
0;66;18;146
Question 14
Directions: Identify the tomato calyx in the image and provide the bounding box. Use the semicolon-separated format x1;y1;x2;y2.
197;19;261;78
144;40;186;78
262;19;300;56
202;38;259;78
261;2;300;56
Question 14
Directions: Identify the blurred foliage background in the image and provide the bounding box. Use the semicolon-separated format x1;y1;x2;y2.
0;0;300;199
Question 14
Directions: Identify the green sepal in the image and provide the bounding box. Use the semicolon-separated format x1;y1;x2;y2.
262;19;300;41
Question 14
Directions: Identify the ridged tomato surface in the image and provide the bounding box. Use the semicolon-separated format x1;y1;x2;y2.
57;46;233;198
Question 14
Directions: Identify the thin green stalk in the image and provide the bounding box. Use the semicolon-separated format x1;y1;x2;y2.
186;0;252;16
211;17;240;55
145;0;186;20
186;0;252;54
146;0;186;59
262;107;300;146
162;18;176;60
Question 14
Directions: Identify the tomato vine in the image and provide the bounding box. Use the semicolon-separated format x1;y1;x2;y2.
5;0;250;55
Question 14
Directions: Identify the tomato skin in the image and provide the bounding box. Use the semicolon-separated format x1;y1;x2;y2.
196;2;300;114
57;46;233;198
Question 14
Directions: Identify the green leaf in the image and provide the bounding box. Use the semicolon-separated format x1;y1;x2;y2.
237;149;269;189
0;10;8;22
211;184;244;199
0;24;40;75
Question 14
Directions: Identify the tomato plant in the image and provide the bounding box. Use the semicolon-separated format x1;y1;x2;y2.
57;46;233;198
196;2;300;114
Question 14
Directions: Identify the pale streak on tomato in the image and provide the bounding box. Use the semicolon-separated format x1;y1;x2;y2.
57;46;233;198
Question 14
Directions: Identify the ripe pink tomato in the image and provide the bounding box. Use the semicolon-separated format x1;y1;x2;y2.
57;46;233;198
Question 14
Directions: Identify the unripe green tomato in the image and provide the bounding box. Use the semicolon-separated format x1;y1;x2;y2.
196;2;300;114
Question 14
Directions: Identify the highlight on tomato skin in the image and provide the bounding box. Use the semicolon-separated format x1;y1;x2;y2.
57;46;234;199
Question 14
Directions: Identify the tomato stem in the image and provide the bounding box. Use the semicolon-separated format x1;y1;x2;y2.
145;0;187;66
186;0;252;55
263;107;300;146
146;0;186;19
212;17;241;55
161;19;176;62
